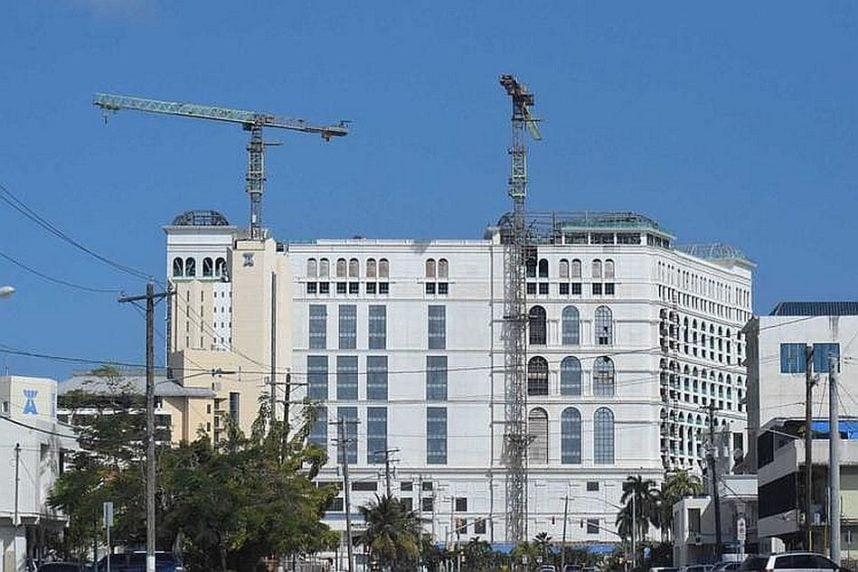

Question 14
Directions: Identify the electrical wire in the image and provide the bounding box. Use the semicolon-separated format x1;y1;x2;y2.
0;248;122;294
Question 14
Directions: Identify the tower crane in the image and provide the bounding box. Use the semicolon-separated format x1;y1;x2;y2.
499;74;541;544
93;93;349;239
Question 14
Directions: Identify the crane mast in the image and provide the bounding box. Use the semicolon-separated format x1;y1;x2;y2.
93;93;348;239
499;74;541;544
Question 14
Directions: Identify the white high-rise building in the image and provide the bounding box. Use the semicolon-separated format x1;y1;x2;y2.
164;210;753;548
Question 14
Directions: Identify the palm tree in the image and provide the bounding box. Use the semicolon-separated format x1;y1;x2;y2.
618;475;660;543
357;494;422;571
532;532;553;564
659;470;704;541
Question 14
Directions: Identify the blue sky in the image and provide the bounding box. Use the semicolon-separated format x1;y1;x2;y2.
1;2;856;379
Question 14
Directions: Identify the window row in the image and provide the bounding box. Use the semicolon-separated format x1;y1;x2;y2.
528;305;613;345
307;257;391;279
526;258;616;280
528;407;615;465
306;281;390;296
172;256;227;278
425;258;450;279
306;354;450;402
780;343;840;374
526;356;616;397
657;261;749;309
309;304;445;350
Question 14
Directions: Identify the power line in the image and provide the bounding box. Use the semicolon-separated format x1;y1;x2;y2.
0;248;122;294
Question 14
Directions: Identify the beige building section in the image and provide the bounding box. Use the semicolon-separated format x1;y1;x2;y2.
165;211;292;439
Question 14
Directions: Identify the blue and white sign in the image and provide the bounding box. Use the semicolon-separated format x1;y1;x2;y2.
23;389;38;415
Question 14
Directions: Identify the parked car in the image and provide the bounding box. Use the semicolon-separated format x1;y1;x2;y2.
680;565;714;572
739;556;769;572
758;552;840;572
538;566;557;572
95;552;184;572
37;564;90;572
563;566;583;572
713;562;742;572
650;567;679;572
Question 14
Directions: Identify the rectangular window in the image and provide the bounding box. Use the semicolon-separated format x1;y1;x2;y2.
592;283;603;295
427;407;447;464
307;356;328;400
352;481;378;491
337;356;359;400
426;356;448;401
336;282;347;294
229;392;240;420
814;343;840;373
367;356;388;401
401;497;414;511
306;282;317;294
779;343;806;374
319;282;330;294
337;407;358;464
474;518;486;534
366;282;377;294
586;481;600;492
379;282;389;294
428;305;446;350
400;481;413;492
538;282;549;295
455;497;468;512
368;305;387;350
438;282;449;295
367;406;388;464
348;282;359;294
327;497;344;512
587;519;600;534
605;283;615;295
309;305;327;349
309;405;327;448
338;304;357;349
422;497;434;512
426;282;436;295
422;481;434;491
559;283;569;295
526;283;537;295
571;283;582;295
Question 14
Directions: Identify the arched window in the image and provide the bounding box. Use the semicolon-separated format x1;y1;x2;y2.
425;259;436;279
378;259;390;278
172;257;184;277
571;259;582;279
595;306;613;345
528;306;547;345
527;357;549;396
538;259;549;278
185;257;196;277
336;258;347;278
562;306;580;345
366;258;377;278
438;259;449;279
307;258;318;278
594;408;615;464
202;257;214;277
319;258;330;278
348;258;360;278
215;257;227;277
561;408;582;464
560;357;582;396
605;259;615;279
526;257;537;278
528;408;549;464
559;259;569;279
593;357;615;397
592;260;602;279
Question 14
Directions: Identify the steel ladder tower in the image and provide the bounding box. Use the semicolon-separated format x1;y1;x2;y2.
499;74;541;544
93;93;348;239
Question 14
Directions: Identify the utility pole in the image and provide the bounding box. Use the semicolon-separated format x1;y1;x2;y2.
805;344;815;551
561;496;569;572
334;418;356;572
13;443;20;527
375;448;400;497
119;282;171;572
632;493;636;570
829;353;841;564
706;402;723;560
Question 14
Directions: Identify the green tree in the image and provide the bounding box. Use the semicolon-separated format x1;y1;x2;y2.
617;475;660;543
532;532;553;564
357;494;422;571
462;537;494;571
658;470;703;541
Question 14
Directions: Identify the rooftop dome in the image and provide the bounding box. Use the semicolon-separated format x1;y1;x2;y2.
170;210;230;226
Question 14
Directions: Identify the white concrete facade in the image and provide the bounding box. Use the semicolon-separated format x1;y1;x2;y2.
0;375;77;572
163;211;753;547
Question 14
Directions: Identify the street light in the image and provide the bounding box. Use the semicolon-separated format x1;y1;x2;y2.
0;285;14;298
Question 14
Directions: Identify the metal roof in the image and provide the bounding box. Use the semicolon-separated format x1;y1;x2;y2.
770;301;858;317
60;373;215;398
676;243;752;263
170;210;231;227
